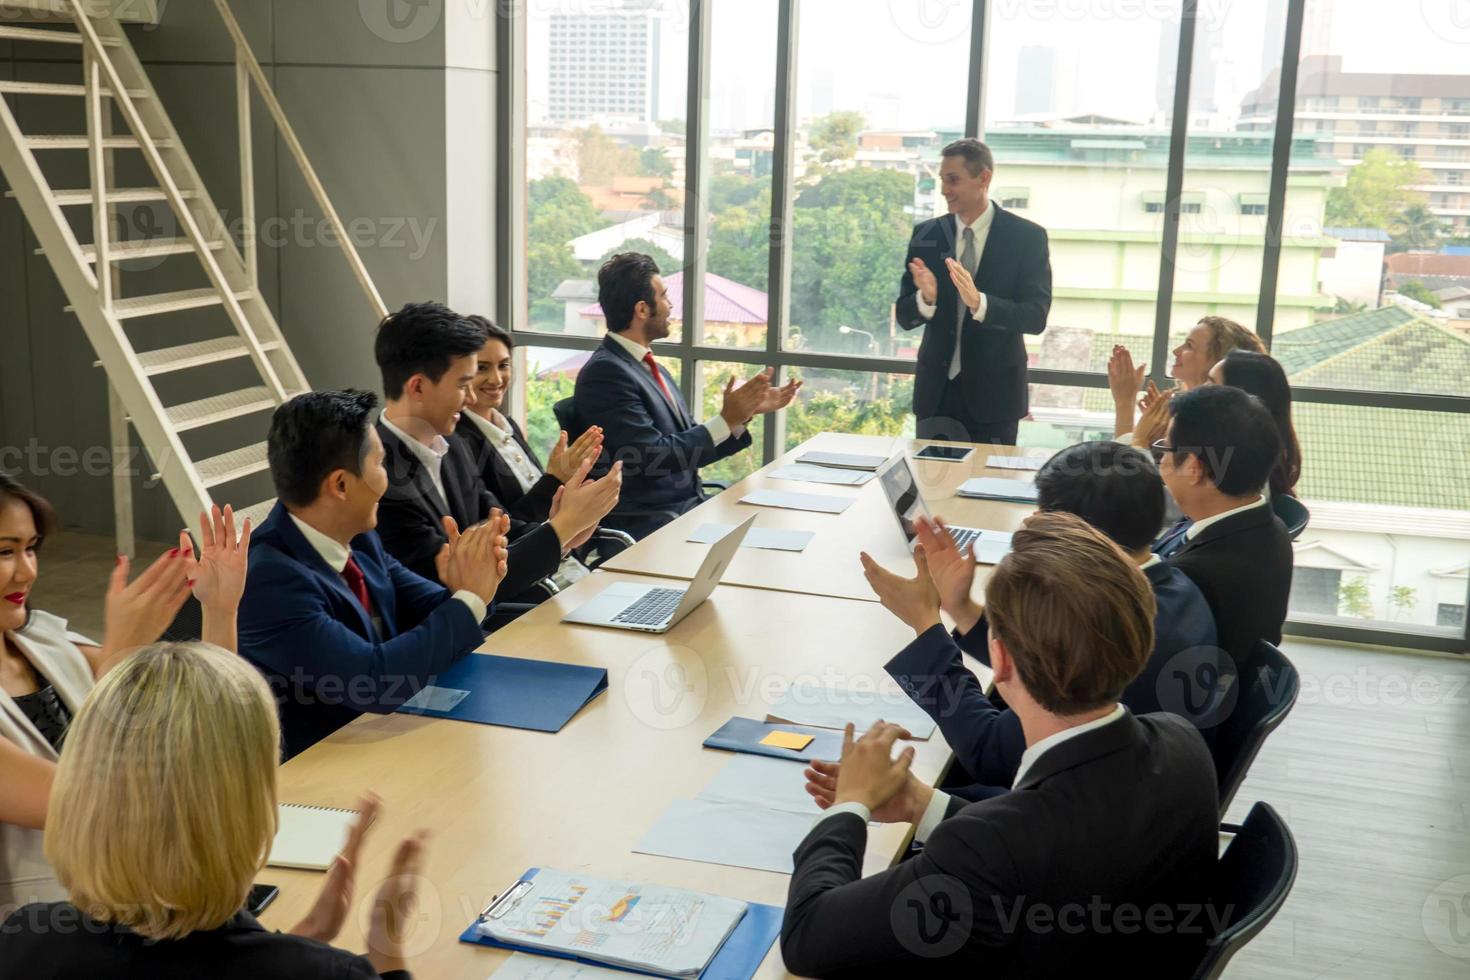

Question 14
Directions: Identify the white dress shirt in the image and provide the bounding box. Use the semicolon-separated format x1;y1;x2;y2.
606;330;745;444
287;513;487;626
462;408;539;495
378;413;451;504
915;201;996;326
1184;494;1268;542
812;704;1129;845
1138;552;1163;572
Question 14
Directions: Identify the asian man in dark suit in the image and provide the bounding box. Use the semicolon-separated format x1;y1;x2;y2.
571;252;801;539
1158;385;1294;675
783;513;1219;977
370;303;620;604
866;441;1220;792
238;390;509;759
896;138;1052;446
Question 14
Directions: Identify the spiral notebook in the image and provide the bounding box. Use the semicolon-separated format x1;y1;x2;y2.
266;803;359;871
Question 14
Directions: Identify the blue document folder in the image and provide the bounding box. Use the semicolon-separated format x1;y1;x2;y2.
703;717;843;763
459;867;783;979
397;654;607;732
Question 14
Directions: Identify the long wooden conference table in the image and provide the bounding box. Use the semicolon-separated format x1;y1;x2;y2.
260;433;1040;977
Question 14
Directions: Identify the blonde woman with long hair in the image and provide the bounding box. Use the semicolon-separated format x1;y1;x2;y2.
0;643;427;979
1107;315;1266;448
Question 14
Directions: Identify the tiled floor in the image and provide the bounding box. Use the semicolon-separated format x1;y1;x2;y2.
23;531;1470;978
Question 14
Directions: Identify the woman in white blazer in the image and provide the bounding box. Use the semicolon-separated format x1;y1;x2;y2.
0;476;251;909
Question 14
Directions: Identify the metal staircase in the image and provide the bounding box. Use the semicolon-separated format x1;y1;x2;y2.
0;0;388;546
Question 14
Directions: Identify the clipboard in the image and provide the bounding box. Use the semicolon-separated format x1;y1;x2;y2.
459;867;783;980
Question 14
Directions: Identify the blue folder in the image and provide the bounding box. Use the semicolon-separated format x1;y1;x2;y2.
458;867;783;979
397;654;607;732
703;716;843;763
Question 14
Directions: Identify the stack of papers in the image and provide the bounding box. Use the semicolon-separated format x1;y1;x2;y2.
986;453;1050;472
955;477;1040;504
795;451;887;470
740;489;853;514
767;463;875;487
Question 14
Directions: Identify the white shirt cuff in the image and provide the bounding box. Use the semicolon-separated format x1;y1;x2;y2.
913;789;952;844
968;292;988;322
916;294;937;320
813;801;871;830
704;415;740;445
452;590;488;624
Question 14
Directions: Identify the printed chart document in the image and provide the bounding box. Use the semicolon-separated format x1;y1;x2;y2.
767;463;875;487
686;523;814;553
634;798;812;875
473;869;747;978
795;450;887;470
739;489;853;514
764;679;936;740
986;454;1049;472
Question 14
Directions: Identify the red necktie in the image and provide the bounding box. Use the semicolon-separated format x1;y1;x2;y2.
643;352;676;407
341;555;374;620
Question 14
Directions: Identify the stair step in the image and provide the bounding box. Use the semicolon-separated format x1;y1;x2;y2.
133;337;282;376
60;236;225;263
0;26;122;46
25;134;175;150
235;499;277;529
8;187;199;206
89;288;255;320
194;442;271;488
166;387;278;432
0;81;146;98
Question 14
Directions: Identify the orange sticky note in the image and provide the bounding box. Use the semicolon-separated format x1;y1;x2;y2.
761;730;813;751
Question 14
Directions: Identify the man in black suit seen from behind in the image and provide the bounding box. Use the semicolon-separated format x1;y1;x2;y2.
896;138;1051;445
1157;385;1293;675
373;302;620;604
781;512;1219;977
573;252;801;539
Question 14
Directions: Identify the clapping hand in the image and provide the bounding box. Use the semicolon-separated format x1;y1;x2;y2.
912;516;984;634
1107;345;1146;404
944;256;981;312
97;535;194;671
291;792;381;942
435;511;510;606
908;257;938;306
188;504;252;614
825;721;931;819
550;458;622;552
859;548;942;635
546;426;603;484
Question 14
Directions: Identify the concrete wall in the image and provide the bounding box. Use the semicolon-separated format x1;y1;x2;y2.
0;0;498;539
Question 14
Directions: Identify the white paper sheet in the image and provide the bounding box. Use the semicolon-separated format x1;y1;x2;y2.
739;489;853;514
686;523;815;553
955;477;1039;502
634;798;812;875
796;451;888;471
971;529;1014;565
697;754;821;816
767;464;874;487
986;454;1049;471
764;679;936;740
492;953;631;979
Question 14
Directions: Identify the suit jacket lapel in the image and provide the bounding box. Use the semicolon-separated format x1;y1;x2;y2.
1176;503;1272;555
380;423;452;519
1014;711;1138;791
350;536;398;637
603;334;689;430
974;204;1006;291
267;504;377;639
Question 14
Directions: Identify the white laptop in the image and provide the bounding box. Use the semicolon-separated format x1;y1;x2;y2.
877;455;1013;565
561;516;757;632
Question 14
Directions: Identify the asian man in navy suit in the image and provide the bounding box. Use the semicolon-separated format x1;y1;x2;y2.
865;441;1219;793
571;252;802;539
238;390;509;759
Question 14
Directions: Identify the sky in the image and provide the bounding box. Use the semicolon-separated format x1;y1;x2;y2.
526;0;1470;133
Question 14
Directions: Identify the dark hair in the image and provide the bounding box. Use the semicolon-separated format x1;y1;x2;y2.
0;474;58;546
596;252;660;334
1035;442;1166;552
465;314;514;352
374;301;490;399
985;511;1155;715
1219;350;1301;497
1166;385;1280;497
940;138;995;176
267;390;379;508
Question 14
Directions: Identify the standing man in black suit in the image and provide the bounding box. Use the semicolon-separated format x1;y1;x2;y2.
896;139;1052;445
1157;385;1294;674
573;252;801;539
781;513;1219;977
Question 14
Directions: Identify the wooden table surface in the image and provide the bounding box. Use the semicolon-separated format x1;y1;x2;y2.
599;432;1042;603
258;561;989;977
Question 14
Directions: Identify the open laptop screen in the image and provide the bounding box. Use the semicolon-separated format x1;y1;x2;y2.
877;456;927;544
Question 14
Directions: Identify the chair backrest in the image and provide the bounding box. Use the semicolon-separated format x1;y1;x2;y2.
1270;493;1310;540
1212;640;1300;815
160;595;203;643
1191;801;1299;980
553;396;581;439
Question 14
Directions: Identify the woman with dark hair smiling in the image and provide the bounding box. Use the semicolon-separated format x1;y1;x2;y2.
0;475;250;908
1210;349;1302;499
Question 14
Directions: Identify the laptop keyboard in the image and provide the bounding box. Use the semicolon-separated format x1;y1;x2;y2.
613;587;687;626
949;526;981;552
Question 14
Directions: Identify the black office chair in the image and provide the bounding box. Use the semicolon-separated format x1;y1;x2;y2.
1270;494;1310;540
1212;640;1300;815
161;595;203;643
1190;801;1298;980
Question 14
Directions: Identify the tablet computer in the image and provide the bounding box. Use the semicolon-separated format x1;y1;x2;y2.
913;445;974;462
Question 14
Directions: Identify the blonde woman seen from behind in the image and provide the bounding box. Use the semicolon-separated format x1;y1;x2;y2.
0;642;428;979
1108;316;1267;447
